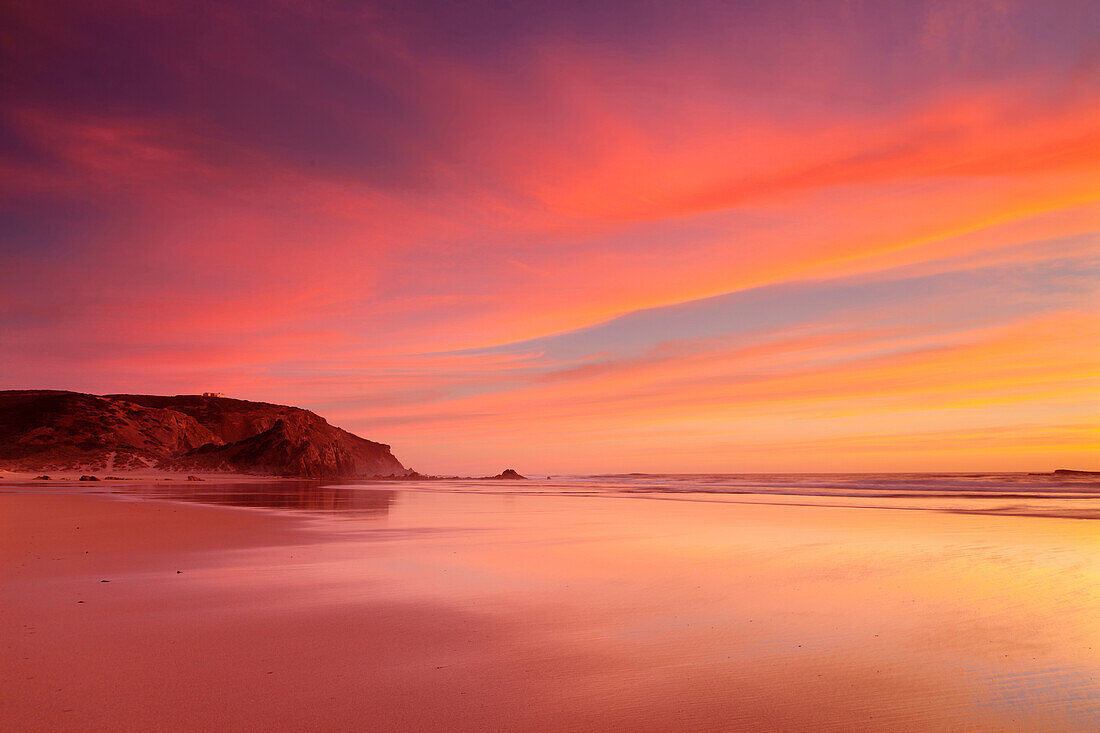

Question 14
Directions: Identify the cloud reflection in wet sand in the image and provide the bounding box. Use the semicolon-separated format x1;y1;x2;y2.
16;476;1090;731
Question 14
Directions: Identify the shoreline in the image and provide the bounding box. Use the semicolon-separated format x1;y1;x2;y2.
0;469;529;484
0;470;315;484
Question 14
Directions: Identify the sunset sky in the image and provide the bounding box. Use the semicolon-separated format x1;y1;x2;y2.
2;1;1098;473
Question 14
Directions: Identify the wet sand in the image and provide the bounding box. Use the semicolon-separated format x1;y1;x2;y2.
0;470;301;483
3;485;1100;731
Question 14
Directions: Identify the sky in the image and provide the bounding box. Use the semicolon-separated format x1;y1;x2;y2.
2;0;1098;474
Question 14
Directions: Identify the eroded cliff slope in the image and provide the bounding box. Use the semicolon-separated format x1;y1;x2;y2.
0;391;406;478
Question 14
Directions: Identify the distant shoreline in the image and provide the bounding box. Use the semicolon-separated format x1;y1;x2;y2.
0;468;529;483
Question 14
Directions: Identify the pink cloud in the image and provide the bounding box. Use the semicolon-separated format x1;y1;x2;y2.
3;0;1098;471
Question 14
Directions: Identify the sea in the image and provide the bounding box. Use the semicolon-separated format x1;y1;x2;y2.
50;471;1100;521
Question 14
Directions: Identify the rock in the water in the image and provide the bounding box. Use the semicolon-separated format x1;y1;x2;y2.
79;474;99;481
486;468;526;480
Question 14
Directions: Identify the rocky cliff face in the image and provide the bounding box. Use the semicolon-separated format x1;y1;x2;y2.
0;391;406;478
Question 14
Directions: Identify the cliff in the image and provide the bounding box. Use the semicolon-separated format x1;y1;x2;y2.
0;390;406;478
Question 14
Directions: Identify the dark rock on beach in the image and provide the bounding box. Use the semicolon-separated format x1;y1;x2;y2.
485;469;526;480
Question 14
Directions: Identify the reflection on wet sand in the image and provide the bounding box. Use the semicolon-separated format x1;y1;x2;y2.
5;478;1100;731
114;481;396;515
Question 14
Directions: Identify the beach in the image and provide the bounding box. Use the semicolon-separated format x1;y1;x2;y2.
3;478;1100;731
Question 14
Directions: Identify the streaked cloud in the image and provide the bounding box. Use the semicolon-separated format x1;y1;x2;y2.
2;0;1097;471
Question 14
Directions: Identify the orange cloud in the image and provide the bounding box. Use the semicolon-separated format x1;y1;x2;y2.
3;0;1098;472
